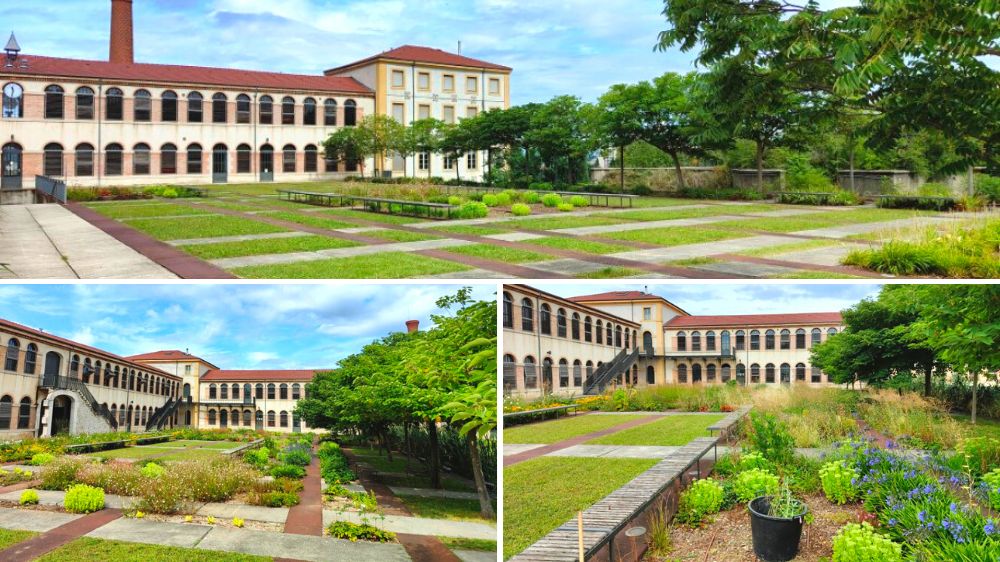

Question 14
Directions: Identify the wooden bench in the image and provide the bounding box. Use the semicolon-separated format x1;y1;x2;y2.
503;405;578;426
352;197;458;220
553;190;638;208
277;190;350;207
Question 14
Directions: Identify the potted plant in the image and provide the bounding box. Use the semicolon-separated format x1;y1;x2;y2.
748;481;808;562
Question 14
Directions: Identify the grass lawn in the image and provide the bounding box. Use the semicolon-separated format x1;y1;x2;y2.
434;225;514;236
443;244;554;264
192;200;268;212
586;414;724;446
0;528;37;550
710;209;931;233
951;413;1000;440
597;204;778;222
505;216;634;231
524;237;632;255
124;215;288;241
631;197;706;208
503;457;658;559
37;537;271;562
154;449;227;462
576;267;646;278
504;414;648;444
321;208;427;225
261;211;357;230
397;494;495;522
231;252;471;279
603;226;747;246
87;203;213;219
350;447;424;473
365;229;442;243
438;536;497;553
771;271;865;279
736;239;843;258
378;473;476;493
180;236;359;260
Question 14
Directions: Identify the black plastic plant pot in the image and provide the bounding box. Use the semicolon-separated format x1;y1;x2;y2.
748;496;808;562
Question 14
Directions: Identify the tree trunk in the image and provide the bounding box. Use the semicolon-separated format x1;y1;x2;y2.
670;151;685;191
620;145;626;195
848;139;856;193
972;371;979;424
383;429;393;463
403;422;412;472
467;432;495;519
427;419;442;489
756;140;765;192
487;148;493;185
924;363;933;397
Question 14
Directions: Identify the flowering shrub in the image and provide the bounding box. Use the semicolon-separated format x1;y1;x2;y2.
19;489;39;505
64;484;105;513
136;459;259;514
327;521;396;543
732;469;780;503
820;460;860;505
270;464;306;480
140;462;165;479
280;445;312;467
77;461;144;496
832;522;902;562
0;467;33;486
675;479;725;526
39;457;86;490
29;453;56;466
737;451;774;473
318;442;355;484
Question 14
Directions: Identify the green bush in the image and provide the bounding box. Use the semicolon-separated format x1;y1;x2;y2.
64;484;105;513
140;462;165;479
318;442;356;484
271;464;306;479
832;522;902;562
975;175;1000;203
732;468;780;503
746;412;795;464
40;457;85;490
327;521;396;542
511;204;531;217
675;478;725;526
917;182;952;197
982;468;1000;509
541;194;562;208
496;193;513;206
569;195;589;207
458;202;489;219
19;489;39;505
557;203;575;212
785;155;834;191
29;453;56;466
819;460;859;504
243;447;270;469
529;182;554;191
523;192;541;204
876;195;957;211
262;491;300;507
447;196;463;206
482;194;500;207
737;451;774;473
281;449;312;467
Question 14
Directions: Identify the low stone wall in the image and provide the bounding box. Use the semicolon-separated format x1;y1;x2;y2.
590;167;730;194
836;170;920;196
0;189;37;205
732;169;785;190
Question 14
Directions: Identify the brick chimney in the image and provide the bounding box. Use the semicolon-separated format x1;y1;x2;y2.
109;0;134;64
406;320;420;333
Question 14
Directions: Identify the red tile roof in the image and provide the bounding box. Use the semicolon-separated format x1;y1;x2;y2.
0;318;177;379
666;312;843;329
126;350;218;368
570;291;663;302
201;369;320;382
3;54;373;95
326;45;512;74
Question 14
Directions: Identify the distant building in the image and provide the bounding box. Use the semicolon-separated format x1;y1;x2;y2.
502;285;845;398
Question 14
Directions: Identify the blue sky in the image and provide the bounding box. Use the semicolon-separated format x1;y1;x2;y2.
530;283;882;317
0;284;494;370
2;0;960;106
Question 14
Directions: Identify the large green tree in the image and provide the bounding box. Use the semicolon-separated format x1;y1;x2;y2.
524;96;594;185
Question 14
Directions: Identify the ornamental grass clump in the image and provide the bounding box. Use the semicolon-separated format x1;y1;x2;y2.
541;194;562;208
569;195;589;207
511;203;531;217
39;457;86;491
77;461;144;497
64;484;105;514
820;460;860;505
557;203;575;212
733;468;780;503
482;194;500;207
675;478;724;527
29;453;55;466
832;522;902;562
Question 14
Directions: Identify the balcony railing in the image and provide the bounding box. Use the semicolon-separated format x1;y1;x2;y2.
662;349;736;359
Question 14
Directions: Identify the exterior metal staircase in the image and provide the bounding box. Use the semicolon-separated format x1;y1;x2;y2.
41;373;118;430
583;348;641;395
146;397;180;431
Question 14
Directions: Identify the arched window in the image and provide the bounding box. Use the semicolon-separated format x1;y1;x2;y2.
304;144;318;173
735;330;745;350
646;365;655;385
283;144;296;173
133;143;151;175
292;384;301;400
161;143;177;174
267;410;276;427
677;331;686;351
220;384;228;399
187;92;204;122
279;384;288;400
677;364;687;383
187;143;203;174
521;299;534;331
707;364;716;382
237;144;252;174
105;143;123;176
750;330;760;350
75;87;95;120
324;99;337;126
43;143;64;176
134;89;152;121
573;360;582;387
0;396;11;429
212;93;228;123
255;383;264;399
737;363;746;383
344;100;357;126
780;329;791;350
303;98;317;125
23;344;37;374
103;363;112;386
749;363;760;383
540;304;552;335
706;331;716;351
605;322;612;345
584;317;593;342
236;94;251;124
828;328;839;337
721;331;731;354
81;358;91;383
721;364;731;382
209;384;217;399
502;355;516;392
765;330;775;350
523;356;537;389
811;328;822;346
692;364;702;383
207;409;216;425
161;91;178;122
795;363;806;381
70;354;80;376
780;363;791;383
267;383;276;399
586;361;595;386
571;313;580;340
556;309;567;338
765;363;776;383
282;97;296;125
106;88;124;120
615;325;623;348
243;410;252;425
259;95;274;124
811;365;823;383
502;292;513;328
2;83;24;118
45;85;65;119
795;329;806;349
691;331;701;351
558;359;569;388
280;411;289;427
75;143;95;176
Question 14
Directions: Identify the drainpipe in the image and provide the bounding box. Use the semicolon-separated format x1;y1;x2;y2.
97;81;104;188
253;90;259;181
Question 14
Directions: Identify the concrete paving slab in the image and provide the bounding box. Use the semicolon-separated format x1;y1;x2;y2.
0;205;78;278
0;489;133;509
388;487;481;500
85;517;212;547
610;235;791;263
413;204;712;229
793;217;951;239
2;465;40;473
197;525;412;562
624;272;683;279
425;268;512;279
196;502;289;524
520;258;612;276
0;507;83;532
321;511;496;540
336;227;386;234
210;238;473;269
773;245;856;267
485;232;546;242
167;231;313;246
502;444;547;457
546;445;679;459
455;549;498;562
692;260;804;278
742;209;826;218
550;215;750;236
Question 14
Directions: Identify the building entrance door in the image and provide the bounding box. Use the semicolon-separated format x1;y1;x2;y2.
1;143;22;189
212;144;228;184
51;395;72;435
260;146;274;182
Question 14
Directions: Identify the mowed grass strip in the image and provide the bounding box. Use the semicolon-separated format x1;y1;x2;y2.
736;238;843;258
231;251;471;279
506;215;635;231
261;211;357;230
597;203;778;222
365;229;443;243
586;413;724;446
710;208;932;233
437;537;497;553
397;494;495;522
0;528;38;550
37;537;271;562
602;226;747;246
181;235;359;260
504;413;648;444
577;267;646;278
523;236;632;255
503;457;658;559
190;200;267;212
443;243;555;264
321;208;428;225
87;202;213;219
124;215;288;241
631;196;706;208
435;225;514;236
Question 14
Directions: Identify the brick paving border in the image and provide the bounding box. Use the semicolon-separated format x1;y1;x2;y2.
716;253;889;278
503;414;665;467
284;444;323;536
0;507;122;562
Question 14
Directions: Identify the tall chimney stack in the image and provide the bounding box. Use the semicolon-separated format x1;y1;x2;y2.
406;320;420;333
110;0;134;64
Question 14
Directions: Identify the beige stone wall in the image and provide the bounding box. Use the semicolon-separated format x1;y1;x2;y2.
197;381;315;433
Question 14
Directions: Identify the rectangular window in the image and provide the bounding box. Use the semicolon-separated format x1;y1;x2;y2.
135;97;152;122
443;106;455;124
77;95;95;120
76;150;93;177
185;365;191;375
161;150;177;174
444;155;455;170
442;74;455;92
162;98;177;122
466;76;478;93
418;72;431;91
134;152;151;175
392;69;405;88
188;98;203;123
267;385;275;399
466;106;478;119
419;152;430;171
467;152;477;169
489;78;501;95
236;99;251;124
643;307;652;321
418;104;431;120
392;103;405;123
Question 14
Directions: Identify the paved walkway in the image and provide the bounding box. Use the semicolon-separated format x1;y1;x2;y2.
0;508;122;562
503;414;664;467
544;444;679;458
285;443;324;536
